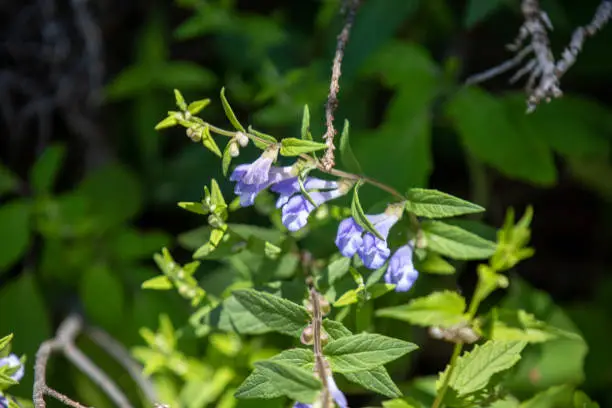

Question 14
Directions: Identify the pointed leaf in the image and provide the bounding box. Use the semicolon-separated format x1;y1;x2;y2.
174;89;187;111
438;340;527;396
351;180;384;240
421;221;496;260
0;334;13;352
253;361;321;403
248;126;277;149
222;143;232;176
141;276;173;290
343;366;402;398
202;126;222;157
155;115;179;130
324;333;418;373
376;291;468;328
415;252;456;275
280;138;327;156
339;120;363;174
187;98;211;115
220;87;245;132
233;289;310;337
301;105;313;141
405;188;484;218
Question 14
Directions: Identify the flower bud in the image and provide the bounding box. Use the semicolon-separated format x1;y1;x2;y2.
186;126;202;142
229;141;240;158
235;131;249;147
300;325;314;345
320;330;329;346
319;296;331;316
208;214;224;229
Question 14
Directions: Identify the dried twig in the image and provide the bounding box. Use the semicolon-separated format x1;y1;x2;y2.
321;0;361;171
33;314;134;408
86;327;157;404
309;286;332;408
465;0;612;113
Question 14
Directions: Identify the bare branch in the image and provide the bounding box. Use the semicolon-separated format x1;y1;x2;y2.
33;315;134;408
321;0;361;171
86;327;157;404
464;0;611;113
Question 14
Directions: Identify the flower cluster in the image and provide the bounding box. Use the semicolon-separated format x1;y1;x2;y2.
335;207;419;292
0;353;24;407
292;375;347;408
230;150;419;292
230;149;350;231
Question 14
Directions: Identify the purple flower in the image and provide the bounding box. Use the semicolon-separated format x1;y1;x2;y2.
335;218;364;258
385;244;419;292
356;213;399;269
336;212;399;269
230;164;295;207
271;177;338;208
0;354;24;382
279;184;344;232
0;395;7;408
292;375;348;408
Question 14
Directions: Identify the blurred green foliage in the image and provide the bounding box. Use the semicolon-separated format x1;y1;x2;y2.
1;0;612;406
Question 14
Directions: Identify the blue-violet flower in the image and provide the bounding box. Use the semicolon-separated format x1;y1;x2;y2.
385;244;419;292
336;207;401;269
0;354;24;382
273;177;347;232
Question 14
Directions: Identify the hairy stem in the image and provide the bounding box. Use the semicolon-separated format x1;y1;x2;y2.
321;0;361;171
432;343;463;408
310;287;332;408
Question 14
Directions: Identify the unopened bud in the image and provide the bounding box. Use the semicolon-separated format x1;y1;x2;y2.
235;131;249;147
229;141;240;157
319;296;331;316
208;214;224;229
300;325;314;345
320;330;329;346
186;126;202;142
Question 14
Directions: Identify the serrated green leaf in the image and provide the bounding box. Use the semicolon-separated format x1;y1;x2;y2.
438;340;527;396
202;126;222;157
382;398;421;408
0;200;31;270
301;105;312;141
233;290;309;337
234;348;314;400
155;115;179;130
222;142;232;176
248;126;278;149
405;188;484;218
351;180;384;240
322;319;353;340
253;361;321;403
141;276;173;290
30;144;66;195
343;366;402;398
414;252;456;275
0;334;13;352
324;333;418;373
421;221;496;260
174;89;187;111
187;98;211;114
339;120;363;174
220;87;245;132
178;201;208;215
376;291;468;328
279;138;327;156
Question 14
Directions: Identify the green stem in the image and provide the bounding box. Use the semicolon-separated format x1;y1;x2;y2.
432;343;463;408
